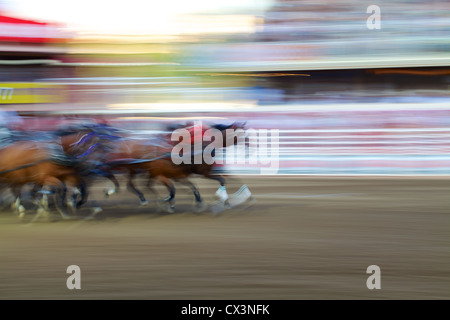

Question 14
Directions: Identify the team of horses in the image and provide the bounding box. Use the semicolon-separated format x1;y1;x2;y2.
0;120;248;221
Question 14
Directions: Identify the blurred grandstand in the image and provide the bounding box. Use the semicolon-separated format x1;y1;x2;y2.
0;0;449;174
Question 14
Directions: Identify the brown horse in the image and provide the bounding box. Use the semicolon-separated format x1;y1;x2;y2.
0;141;87;220
58;123;125;198
56;123;168;213
104;122;248;212
57;123;174;207
56;121;248;213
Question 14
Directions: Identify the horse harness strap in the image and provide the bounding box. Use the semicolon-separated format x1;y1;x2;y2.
0;158;54;176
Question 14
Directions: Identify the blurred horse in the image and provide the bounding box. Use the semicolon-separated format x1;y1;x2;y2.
55;121;249;214
57;122;124;197
105;122;248;212
57;122;175;206
0;141;87;220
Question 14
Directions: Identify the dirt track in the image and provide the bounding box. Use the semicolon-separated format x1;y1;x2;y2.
0;176;449;300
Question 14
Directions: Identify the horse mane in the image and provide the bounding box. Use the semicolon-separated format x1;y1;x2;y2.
210;123;234;131
211;122;246;131
55;122;122;138
166;123;186;131
55;123;94;137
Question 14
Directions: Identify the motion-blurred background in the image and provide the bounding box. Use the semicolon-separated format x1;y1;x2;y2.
1;0;449;174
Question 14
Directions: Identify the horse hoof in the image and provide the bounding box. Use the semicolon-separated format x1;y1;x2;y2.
194;201;207;213
140;200;149;206
67;203;77;215
104;188;116;197
91;207;103;215
37;208;50;221
247;196;256;206
156;199;175;213
166;206;175;214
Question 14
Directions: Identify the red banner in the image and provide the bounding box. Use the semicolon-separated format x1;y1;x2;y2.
0;14;67;43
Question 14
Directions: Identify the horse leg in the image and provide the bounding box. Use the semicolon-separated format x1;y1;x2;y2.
77;178;102;218
127;171;148;206
28;184;57;223
104;172;120;197
206;174;230;206
35;187;51;222
78;178;102;216
61;174;89;216
75;179;88;209
39;176;67;220
177;178;206;212
57;174;89;219
146;174;158;197
67;185;81;215
0;184;14;211
60;183;67;207
57;173;80;215
10;185;26;220
30;183;42;206
208;174;254;208
52;182;70;220
155;175;175;213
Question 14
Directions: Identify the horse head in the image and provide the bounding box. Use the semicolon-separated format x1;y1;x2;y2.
210;121;247;148
230;121;247;131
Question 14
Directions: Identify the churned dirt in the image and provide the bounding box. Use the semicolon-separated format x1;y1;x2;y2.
0;175;448;300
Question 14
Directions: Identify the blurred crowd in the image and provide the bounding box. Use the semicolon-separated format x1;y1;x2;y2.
255;0;449;56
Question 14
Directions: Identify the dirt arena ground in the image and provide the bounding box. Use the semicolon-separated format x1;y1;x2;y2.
0;175;448;300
